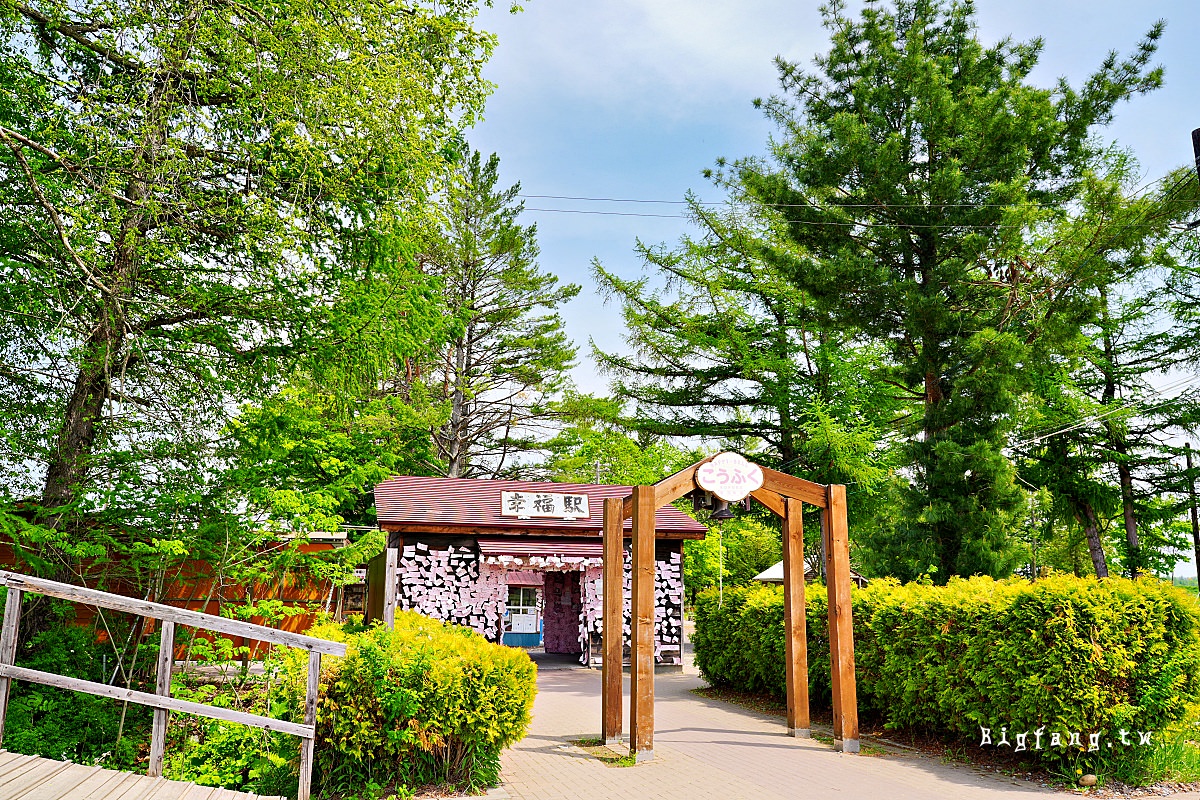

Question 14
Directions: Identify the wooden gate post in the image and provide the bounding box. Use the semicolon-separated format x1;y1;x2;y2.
783;498;810;738
147;620;176;777
628;486;656;762
0;587;21;747
824;484;859;753
601;497;624;745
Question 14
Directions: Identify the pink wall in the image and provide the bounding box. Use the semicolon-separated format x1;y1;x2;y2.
543;571;583;653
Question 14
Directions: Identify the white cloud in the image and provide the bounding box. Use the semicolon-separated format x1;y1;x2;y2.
478;1;826;119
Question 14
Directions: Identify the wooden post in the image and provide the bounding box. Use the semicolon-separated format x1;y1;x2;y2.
0;587;21;747
602;497;624;745
383;544;398;631
297;649;322;800
821;504;842;741
629;485;656;762
825;484;859;753
147;620;175;777
783;498;810;738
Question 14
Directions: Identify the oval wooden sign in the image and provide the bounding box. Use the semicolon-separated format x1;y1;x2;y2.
696;452;764;502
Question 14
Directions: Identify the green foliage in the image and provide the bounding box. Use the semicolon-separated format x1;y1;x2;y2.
167;717;296;796
684;518;784;603
275;615;536;797
542;408;702;486
227;387;445;532
0;0;495;593
2;619;151;767
694;576;1200;776
414;150;580;478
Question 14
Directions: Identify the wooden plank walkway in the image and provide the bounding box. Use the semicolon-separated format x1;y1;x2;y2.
0;751;284;800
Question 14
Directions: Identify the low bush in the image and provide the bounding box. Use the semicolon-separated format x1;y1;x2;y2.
694;576;1200;776
3;619;152;768
275;612;537;798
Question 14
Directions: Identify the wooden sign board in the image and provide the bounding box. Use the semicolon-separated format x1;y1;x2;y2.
501;491;590;520
696;452;764;502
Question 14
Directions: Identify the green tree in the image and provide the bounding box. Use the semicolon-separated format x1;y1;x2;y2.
0;0;495;589
736;0;1167;579
1016;159;1200;577
541;399;700;486
594;197;897;486
415;151;580;478
225;387;445;533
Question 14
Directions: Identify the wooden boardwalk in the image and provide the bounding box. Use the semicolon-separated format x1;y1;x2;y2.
0;751;283;800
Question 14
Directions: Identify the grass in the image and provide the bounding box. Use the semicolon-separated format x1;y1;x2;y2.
1102;724;1200;787
570;738;638;768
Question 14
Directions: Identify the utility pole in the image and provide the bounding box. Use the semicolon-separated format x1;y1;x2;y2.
1187;443;1200;595
594;459;602;484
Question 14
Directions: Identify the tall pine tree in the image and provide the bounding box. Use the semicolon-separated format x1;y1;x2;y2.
737;0;1166;579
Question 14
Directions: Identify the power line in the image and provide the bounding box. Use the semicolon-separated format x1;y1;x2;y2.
523;206;1033;229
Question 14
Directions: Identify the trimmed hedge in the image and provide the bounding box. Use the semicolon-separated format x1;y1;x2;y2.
278;612;537;797
694;576;1200;767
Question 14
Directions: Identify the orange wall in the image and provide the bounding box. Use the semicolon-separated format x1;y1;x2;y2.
0;540;344;658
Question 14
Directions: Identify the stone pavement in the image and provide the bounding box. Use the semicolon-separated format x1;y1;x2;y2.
498;666;1200;800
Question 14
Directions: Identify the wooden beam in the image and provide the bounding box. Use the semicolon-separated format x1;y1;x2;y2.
0;572;346;656
383;544;399;631
652;454;718;508
783;499;810;738
758;467;828;507
629;486;656;761
602;498;624;745
378;523;707;540
0;663;313;738
750;487;786;518
147;620;174;778
0;587;21;748
825;484;859;753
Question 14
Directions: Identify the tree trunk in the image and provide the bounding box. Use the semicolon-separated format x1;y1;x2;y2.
444;326;472;478
1097;289;1139;577
1078;502;1110;578
41;326;120;512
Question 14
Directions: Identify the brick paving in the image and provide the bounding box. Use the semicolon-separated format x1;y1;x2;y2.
499;664;1191;800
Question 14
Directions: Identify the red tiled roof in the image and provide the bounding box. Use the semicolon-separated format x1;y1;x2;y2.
374;476;707;536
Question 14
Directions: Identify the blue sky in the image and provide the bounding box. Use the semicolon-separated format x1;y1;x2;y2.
468;1;1200;569
470;0;1200;392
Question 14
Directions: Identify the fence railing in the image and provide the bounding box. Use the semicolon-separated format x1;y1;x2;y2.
0;570;347;800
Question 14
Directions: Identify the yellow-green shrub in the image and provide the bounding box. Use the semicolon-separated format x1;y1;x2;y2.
694;576;1200;772
276;612;536;796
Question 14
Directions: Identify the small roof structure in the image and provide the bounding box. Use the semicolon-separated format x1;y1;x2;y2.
753;560;868;588
374;475;708;539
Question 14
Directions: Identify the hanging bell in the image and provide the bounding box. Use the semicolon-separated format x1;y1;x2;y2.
711;498;734;521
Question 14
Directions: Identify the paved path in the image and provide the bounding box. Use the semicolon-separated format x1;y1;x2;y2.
500;666;1189;800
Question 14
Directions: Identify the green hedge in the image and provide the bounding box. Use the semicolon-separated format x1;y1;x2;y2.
277;613;537;797
694;576;1200;768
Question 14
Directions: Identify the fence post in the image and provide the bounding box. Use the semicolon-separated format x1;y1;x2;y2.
147;620;175;777
297;649;321;800
0;587;21;747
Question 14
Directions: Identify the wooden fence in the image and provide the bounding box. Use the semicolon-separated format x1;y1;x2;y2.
0;570;347;800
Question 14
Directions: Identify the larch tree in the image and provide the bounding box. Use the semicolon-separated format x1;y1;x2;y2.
416;150;580;478
1017;160;1200;577
737;0;1167;579
0;0;496;584
593;195;898;487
